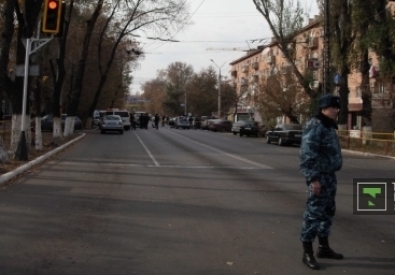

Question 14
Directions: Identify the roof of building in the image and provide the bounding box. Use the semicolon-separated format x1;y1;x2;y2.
229;16;322;66
229;47;265;65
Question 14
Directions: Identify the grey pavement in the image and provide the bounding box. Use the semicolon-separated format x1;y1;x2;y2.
0;133;85;186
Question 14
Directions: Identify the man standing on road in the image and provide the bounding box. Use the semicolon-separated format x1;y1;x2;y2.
154;114;160;130
299;94;343;270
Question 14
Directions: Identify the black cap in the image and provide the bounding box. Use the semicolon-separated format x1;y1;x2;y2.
318;94;341;109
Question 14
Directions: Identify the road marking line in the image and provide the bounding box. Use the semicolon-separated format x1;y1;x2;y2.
59;161;267;169
163;129;273;169
135;133;160;167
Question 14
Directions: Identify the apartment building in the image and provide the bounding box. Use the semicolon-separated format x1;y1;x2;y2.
229;17;323;125
229;10;395;131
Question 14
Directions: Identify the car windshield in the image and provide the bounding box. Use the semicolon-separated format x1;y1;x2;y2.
283;124;302;130
104;115;121;121
114;112;129;117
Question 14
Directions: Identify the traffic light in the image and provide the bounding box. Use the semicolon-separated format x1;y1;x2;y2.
42;0;62;34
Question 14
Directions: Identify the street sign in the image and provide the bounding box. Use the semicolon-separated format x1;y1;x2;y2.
307;59;320;69
16;65;40;76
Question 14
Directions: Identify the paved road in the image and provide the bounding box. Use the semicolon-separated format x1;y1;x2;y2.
0;126;394;274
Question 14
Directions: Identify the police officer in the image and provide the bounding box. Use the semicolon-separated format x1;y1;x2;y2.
299;94;343;270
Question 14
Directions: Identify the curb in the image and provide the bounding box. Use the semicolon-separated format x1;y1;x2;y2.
0;133;86;186
342;148;395;160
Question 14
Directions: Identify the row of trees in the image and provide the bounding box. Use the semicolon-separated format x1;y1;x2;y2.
141;62;237;118
0;0;190;161
252;0;395;129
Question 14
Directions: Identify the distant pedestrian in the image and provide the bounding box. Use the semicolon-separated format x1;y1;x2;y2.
194;116;201;129
143;114;149;129
299;94;343;270
130;113;136;129
188;116;193;127
139;115;144;129
154;114;160;130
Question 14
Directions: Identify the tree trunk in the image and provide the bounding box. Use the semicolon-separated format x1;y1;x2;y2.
67;0;104;118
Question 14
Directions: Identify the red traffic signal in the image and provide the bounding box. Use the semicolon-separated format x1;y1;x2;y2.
42;0;62;34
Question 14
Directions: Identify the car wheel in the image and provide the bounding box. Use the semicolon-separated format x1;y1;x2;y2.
101;130;105;134
233;132;237;135
120;130;124;134
278;137;285;146
240;132;243;137
266;136;271;144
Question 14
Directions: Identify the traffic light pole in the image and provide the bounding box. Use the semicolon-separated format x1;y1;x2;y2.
14;35;53;161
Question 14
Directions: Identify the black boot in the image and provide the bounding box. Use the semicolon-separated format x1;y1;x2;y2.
317;237;344;259
302;242;320;270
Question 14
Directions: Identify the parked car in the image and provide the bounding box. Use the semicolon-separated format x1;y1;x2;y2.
100;115;124;134
168;117;176;128
239;120;259;137
266;124;303;146
208;119;232;132
174;116;190;129
200;117;214;130
40;114;83;131
231;120;244;135
93;110;106;126
105;110;131;130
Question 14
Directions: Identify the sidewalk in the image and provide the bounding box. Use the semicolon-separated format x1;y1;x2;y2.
342;148;395;160
0;133;85;187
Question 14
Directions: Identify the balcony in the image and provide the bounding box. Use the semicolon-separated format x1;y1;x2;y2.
252;62;259;70
250;75;259;83
264;55;274;64
242;66;249;73
231;70;237;77
308;37;318;49
281;67;292;75
310;80;319;89
240;78;248;86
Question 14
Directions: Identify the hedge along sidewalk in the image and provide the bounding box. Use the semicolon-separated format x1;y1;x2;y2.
0;133;86;187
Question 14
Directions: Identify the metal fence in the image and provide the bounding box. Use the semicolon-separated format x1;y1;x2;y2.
338;130;395;157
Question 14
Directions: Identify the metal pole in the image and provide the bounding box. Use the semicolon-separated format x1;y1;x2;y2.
184;88;187;116
218;69;221;118
15;38;31;160
323;0;330;95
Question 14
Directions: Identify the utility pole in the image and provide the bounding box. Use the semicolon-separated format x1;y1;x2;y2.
210;59;227;118
184;88;187;116
323;0;331;95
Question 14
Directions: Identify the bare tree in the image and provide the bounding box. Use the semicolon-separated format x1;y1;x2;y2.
0;0;16;162
4;0;44;157
252;0;317;99
256;69;310;124
162;62;194;116
80;0;189;132
141;78;167;115
186;67;218;116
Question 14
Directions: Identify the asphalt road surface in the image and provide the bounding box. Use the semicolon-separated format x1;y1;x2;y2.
0;126;394;275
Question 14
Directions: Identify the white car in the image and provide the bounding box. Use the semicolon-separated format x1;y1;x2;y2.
105;110;130;130
100;115;124;134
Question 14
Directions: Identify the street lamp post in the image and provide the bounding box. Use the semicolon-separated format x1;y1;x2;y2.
210;59;226;118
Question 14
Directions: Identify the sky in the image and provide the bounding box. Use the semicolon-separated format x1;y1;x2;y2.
130;0;319;95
